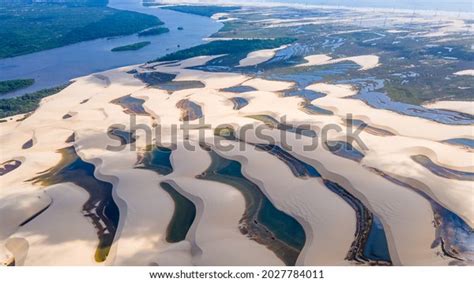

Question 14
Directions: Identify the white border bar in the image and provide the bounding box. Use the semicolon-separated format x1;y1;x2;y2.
1;266;473;282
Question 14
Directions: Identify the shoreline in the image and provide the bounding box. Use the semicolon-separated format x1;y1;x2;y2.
0;1;222;98
157;1;474;18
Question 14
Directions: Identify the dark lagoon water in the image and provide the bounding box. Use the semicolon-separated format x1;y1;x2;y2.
0;160;22;176
373;168;474;263
362;216;391;262
111;94;147;115
411;155;474;181
141;146;174;176
257;144;391;264
0;0;221;98
325;141;365;162
343;78;474;125
197;149;306;266
230;97;249;110
28;146;119;262
160;182;196;243
443;138;474;149
356;90;474;125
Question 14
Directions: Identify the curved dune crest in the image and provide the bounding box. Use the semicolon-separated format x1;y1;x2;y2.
297;54;380;70
306;82;473;141
242;78;295;92
454;70;474;76
0;192;52;241
212;142;357;266
163;143;284;266
424;101;474;116
7;184;99;266
237;45;288;67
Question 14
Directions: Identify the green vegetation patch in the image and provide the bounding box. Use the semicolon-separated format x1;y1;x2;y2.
155;38;296;62
382;82;423;105
0;79;35;95
0;4;164;58
0;84;70;119
138;27;170;37
111;41;151;52
161;5;240;17
379;67;474;105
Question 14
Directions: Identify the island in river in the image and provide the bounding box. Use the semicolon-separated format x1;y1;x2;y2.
111;41;151;52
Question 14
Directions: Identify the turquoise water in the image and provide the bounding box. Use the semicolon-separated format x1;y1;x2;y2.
28;147;119;262
362;216;391;262
142;146;174;175
198;150;306;265
209;153;306;249
160;182;196;243
229;97;249;110
260;145;391;264
377;169;474;263
323;180;391;264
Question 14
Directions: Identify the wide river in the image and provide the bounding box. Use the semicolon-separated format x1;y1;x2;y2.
0;0;221;98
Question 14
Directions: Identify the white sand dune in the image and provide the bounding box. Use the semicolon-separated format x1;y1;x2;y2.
306;83;473;140
424;101;474;116
74;130;179;266
0;191;52;241
211;141;357;266
242;77;295;92
161;141;284;266
5;183;98;266
297;54;380;70
453;70;474;76
237;129;451;265
0;52;472;266
237;45;288;67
